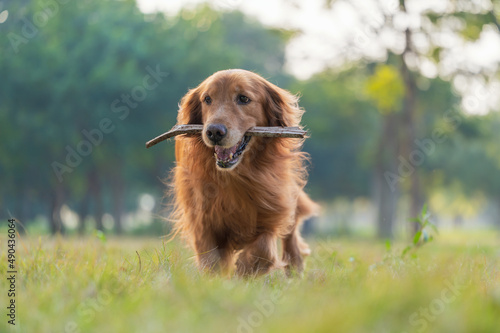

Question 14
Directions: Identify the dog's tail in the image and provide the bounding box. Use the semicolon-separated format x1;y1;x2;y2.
293;191;320;257
297;190;320;221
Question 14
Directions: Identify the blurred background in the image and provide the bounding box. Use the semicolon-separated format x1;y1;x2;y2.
1;0;499;239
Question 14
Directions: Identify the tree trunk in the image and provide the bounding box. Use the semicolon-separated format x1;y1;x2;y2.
111;176;124;235
89;170;104;231
400;29;422;235
77;185;91;235
49;186;65;235
375;113;400;239
400;1;422;236
14;190;27;234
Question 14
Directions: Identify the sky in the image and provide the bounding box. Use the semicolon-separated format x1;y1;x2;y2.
137;0;500;114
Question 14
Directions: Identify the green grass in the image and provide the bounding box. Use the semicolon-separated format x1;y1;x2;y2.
1;232;499;333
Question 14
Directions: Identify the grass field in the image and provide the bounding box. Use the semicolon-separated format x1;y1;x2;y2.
1;231;499;333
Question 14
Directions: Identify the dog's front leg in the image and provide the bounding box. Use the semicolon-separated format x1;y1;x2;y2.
236;233;280;276
282;229;309;276
194;235;233;275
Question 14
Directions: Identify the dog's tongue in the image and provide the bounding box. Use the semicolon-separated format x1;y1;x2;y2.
214;142;239;161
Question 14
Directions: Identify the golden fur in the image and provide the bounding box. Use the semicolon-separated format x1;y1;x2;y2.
170;69;318;276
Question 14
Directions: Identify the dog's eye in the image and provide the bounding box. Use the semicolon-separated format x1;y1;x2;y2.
204;96;212;105
237;95;251;105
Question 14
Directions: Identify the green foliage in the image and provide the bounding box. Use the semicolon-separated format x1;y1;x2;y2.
381;204;439;259
94;229;107;243
429;112;500;200
364;64;405;114
452;12;497;41
406;204;438;252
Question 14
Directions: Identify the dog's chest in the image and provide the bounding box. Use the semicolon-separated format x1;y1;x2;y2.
201;181;291;243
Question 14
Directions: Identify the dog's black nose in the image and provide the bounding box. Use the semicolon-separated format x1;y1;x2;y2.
206;124;227;143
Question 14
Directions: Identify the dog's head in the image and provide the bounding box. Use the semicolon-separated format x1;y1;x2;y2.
177;69;303;170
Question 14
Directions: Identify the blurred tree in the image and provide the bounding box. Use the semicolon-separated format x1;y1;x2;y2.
323;0;500;237
365;64;405;238
429;112;500;227
293;68;378;200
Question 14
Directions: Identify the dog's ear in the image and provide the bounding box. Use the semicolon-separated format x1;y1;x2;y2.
177;87;202;124
263;81;302;127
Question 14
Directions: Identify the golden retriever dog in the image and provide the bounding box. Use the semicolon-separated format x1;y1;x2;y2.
171;69;318;276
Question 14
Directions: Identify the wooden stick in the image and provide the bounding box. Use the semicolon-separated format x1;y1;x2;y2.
146;125;307;148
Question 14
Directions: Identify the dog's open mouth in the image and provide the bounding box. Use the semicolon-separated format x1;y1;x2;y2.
214;136;251;169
